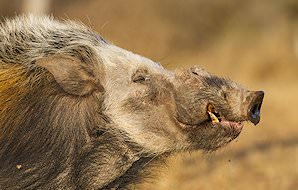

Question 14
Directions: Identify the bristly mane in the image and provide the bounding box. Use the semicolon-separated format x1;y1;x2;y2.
0;15;102;65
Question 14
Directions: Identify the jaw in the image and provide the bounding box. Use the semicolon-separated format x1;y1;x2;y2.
173;100;247;151
176;117;244;151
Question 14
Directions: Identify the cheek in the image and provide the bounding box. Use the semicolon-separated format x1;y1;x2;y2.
175;96;209;125
106;89;189;152
107;104;187;153
122;90;180;132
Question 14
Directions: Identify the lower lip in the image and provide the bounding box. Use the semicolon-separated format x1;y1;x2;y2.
219;121;243;129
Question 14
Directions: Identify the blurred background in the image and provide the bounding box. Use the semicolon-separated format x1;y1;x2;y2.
1;0;298;189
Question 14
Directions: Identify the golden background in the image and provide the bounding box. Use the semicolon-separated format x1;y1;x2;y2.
1;0;298;189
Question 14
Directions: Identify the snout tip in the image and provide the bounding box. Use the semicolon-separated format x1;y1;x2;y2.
248;91;264;125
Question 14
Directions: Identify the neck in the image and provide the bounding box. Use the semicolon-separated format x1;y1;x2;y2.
73;132;154;189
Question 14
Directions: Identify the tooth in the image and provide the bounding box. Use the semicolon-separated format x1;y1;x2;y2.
208;111;220;123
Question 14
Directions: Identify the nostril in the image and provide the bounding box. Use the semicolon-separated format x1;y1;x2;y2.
251;103;261;119
247;90;264;125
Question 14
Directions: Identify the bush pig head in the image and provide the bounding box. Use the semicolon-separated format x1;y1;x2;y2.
36;43;264;155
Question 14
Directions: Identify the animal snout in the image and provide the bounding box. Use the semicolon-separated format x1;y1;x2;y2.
247;91;264;125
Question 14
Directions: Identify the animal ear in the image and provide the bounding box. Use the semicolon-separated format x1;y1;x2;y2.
36;55;103;96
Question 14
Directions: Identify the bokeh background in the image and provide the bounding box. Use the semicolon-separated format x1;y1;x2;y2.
1;0;298;189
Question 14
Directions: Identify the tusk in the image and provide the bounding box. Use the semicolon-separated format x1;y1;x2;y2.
208;111;220;123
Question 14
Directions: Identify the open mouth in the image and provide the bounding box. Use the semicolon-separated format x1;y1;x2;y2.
207;103;243;130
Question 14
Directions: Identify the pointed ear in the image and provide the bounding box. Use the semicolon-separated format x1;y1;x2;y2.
36;55;103;96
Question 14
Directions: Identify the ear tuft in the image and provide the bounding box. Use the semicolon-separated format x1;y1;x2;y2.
36;55;102;96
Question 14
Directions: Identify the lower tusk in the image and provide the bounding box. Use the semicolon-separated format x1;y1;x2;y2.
208;111;220;123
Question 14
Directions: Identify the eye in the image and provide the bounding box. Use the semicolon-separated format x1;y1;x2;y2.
192;71;199;76
132;74;150;83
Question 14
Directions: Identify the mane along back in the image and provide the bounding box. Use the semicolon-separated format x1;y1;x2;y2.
0;15;103;65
